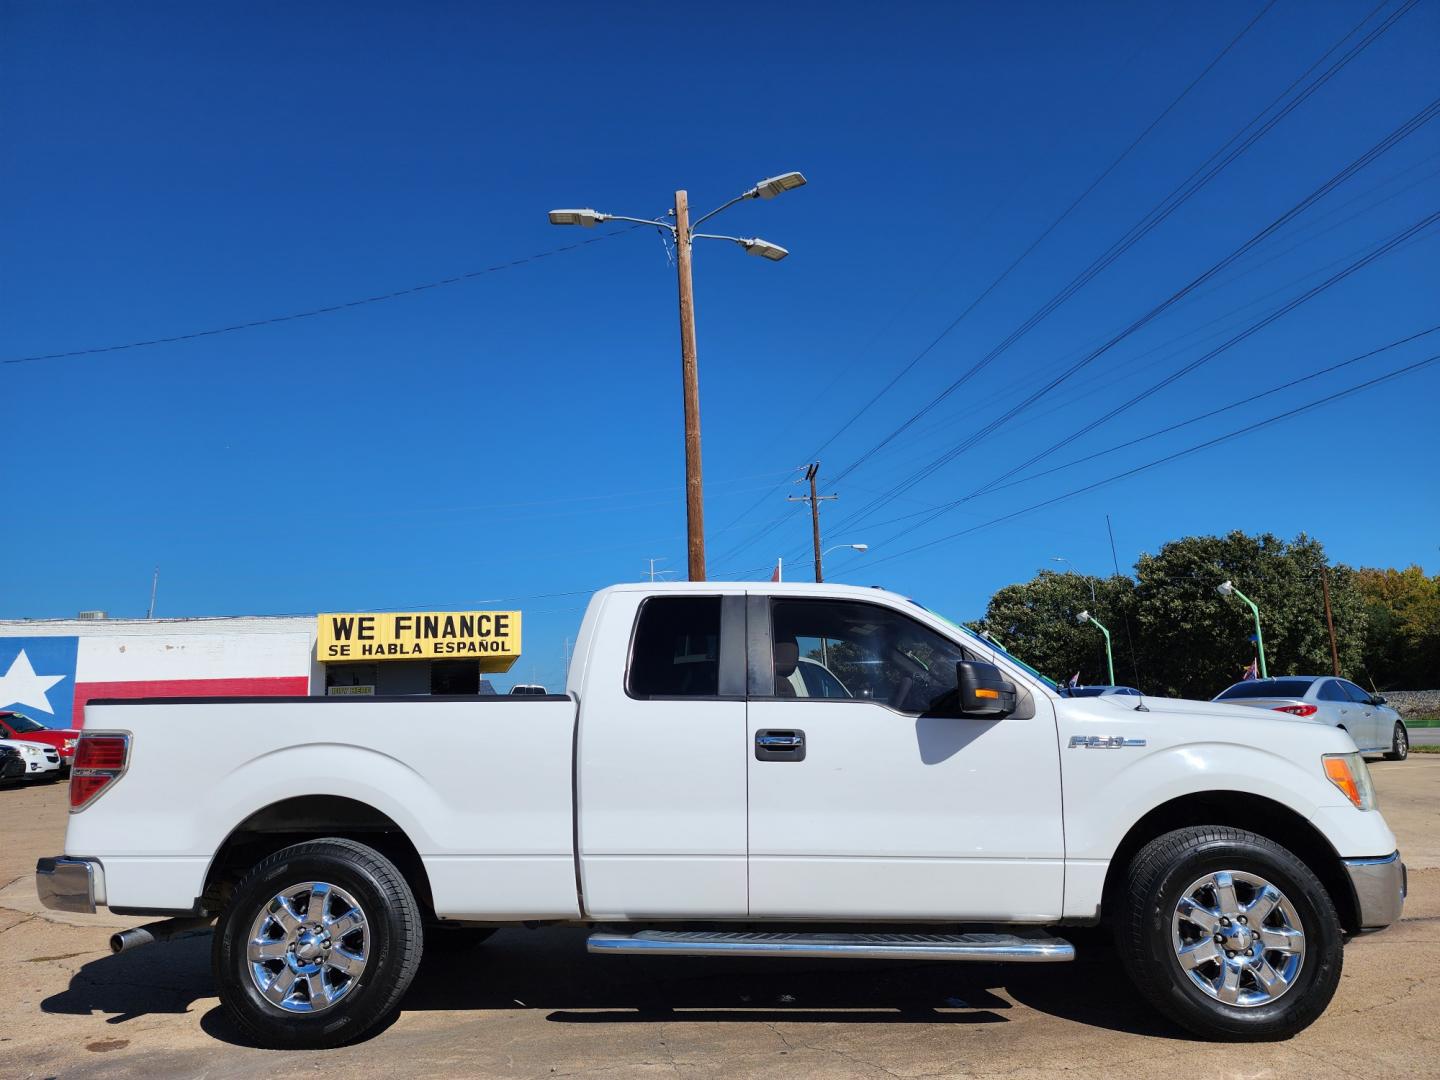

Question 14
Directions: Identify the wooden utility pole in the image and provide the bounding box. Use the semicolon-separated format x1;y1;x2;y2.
673;190;706;581
1321;563;1341;676
789;462;838;582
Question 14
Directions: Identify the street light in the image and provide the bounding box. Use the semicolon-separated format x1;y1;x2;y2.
549;171;807;582
1217;579;1268;679
1076;610;1115;686
822;543;868;558
1052;555;1097;603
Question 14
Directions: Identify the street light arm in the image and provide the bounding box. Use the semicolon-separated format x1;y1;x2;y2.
689;190;756;231
601;213;677;232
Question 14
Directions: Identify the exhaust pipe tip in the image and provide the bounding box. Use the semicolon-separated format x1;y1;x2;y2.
108;916;212;954
110;927;156;954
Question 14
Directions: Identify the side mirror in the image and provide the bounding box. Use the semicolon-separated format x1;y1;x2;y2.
1372;694;1386;705
956;660;1016;719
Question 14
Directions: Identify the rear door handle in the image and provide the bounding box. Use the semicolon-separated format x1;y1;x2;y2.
755;729;806;762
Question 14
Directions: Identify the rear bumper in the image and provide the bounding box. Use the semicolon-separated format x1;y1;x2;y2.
1343;850;1406;932
36;856;103;914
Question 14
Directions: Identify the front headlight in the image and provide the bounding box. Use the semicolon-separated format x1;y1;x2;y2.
1323;752;1377;811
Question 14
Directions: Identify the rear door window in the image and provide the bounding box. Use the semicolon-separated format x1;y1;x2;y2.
627;596;723;698
1317;680;1348;702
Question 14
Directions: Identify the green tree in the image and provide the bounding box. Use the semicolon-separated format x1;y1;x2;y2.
1131;531;1366;698
1354;565;1440;688
972;569;1139;687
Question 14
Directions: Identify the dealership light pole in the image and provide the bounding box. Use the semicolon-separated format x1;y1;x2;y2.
549;172;807;582
1076;610;1115;686
1217;579;1268;679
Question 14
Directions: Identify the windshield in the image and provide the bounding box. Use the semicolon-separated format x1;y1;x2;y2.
2;712;46;734
911;601;1060;691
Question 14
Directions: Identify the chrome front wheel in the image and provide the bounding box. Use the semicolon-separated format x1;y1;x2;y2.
1171;870;1305;1007
247;881;369;1013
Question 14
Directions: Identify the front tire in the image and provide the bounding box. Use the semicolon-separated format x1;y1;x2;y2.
1384;722;1409;761
214;838;423;1049
1116;826;1342;1041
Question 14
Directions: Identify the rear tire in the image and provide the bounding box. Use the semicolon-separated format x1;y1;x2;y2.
1384;722;1409;761
214;838;423;1049
1116;826;1342;1041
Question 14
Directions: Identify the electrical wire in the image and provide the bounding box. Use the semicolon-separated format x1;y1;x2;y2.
828;350;1440;579
705;0;1310;567
823;95;1440;539
2;226;646;367
824;0;1415;491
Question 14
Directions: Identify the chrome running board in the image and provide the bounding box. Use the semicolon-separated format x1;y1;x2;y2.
587;929;1074;962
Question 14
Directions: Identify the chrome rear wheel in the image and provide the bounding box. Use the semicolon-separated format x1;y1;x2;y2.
247;881;369;1013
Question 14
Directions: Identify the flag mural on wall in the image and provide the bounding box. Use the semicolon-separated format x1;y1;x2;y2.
0;636;79;726
0;632;310;728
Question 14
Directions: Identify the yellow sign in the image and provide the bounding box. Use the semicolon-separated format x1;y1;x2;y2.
317;611;521;672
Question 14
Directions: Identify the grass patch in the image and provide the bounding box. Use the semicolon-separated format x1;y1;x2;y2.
1411;744;1440;754
1404;716;1440;728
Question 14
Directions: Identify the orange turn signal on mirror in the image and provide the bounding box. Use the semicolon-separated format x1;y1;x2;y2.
974;688;999;699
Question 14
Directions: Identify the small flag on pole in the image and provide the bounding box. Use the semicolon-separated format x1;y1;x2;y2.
771;558;783;583
1242;658;1259;681
1068;672;1080;688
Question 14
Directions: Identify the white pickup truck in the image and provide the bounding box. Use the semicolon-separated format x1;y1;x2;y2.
37;582;1405;1047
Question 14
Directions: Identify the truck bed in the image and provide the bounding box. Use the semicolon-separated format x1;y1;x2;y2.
69;695;581;919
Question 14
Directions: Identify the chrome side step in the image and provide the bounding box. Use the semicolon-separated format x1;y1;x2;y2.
587;929;1074;962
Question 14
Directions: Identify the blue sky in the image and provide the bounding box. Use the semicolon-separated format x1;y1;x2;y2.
4;1;1437;690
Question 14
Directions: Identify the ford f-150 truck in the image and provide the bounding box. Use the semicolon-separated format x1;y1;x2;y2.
36;582;1406;1048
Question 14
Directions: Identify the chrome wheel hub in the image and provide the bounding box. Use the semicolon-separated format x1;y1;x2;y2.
1171;869;1305;1007
247;882;368;1013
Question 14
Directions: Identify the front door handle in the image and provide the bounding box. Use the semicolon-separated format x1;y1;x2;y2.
755;729;806;762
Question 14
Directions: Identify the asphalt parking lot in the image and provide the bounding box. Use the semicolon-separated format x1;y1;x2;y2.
2;759;1436;1079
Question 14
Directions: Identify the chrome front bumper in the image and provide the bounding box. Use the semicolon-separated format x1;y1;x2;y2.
1343;851;1406;931
36;856;102;914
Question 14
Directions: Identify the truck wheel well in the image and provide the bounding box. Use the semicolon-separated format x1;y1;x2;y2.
1100;792;1358;934
202;795;435;920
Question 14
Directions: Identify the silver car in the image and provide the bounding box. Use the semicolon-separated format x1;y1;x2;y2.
1212;676;1409;760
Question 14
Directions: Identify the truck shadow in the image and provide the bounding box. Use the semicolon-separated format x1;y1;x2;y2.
42;927;1187;1046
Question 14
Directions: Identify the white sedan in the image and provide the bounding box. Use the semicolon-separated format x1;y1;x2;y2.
1212;676;1408;760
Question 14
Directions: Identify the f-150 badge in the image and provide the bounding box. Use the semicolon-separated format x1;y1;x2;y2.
1068;735;1146;748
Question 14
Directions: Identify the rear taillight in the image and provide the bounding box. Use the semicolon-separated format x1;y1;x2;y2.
1273;704;1319;717
70;733;130;812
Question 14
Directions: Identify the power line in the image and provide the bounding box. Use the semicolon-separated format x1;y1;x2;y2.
970;202;1440;495
705;0;1301;567
985;322;1440;495
2;226;645;367
825;0;1414;493
830;349;1440;578
825;94;1440;538
838;209;1440;552
807;0;1283;464
855;321;1440;536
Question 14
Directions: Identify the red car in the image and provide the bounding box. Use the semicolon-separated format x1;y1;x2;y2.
0;711;80;766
